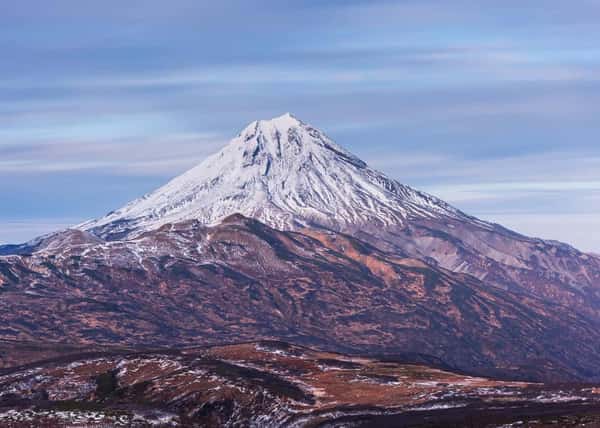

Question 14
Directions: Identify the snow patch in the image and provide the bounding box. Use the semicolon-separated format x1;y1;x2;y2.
79;114;465;239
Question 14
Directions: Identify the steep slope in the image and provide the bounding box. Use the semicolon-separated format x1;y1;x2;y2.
78;113;600;319
81;113;467;239
2;216;600;382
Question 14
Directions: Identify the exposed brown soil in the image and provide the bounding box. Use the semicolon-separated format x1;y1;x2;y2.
2;341;600;427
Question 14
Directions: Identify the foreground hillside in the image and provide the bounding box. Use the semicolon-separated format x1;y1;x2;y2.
1;215;600;382
2;341;600;427
2;114;600;426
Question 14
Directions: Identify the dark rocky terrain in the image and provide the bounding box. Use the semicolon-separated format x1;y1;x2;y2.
1;215;600;382
0;340;130;370
2;341;600;427
2;114;600;426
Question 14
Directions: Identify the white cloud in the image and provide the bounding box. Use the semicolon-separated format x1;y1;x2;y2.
0;219;81;244
480;213;600;253
368;151;600;184
0;133;226;175
423;181;600;202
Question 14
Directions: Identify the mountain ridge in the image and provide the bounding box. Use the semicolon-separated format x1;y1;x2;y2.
1;114;600;382
73;113;600;320
79;113;475;240
2;214;600;382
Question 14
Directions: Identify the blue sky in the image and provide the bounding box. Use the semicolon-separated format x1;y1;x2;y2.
2;0;600;251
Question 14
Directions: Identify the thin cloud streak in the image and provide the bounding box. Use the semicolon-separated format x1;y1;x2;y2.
484;213;600;253
2;57;598;91
0;219;81;244
1;1;599;250
0;133;226;175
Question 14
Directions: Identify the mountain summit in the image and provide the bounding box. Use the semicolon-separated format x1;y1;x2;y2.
2;114;600;383
80;114;600;322
81;113;464;239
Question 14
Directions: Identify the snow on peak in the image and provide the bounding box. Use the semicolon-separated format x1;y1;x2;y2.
81;114;462;238
238;112;302;139
234;112;360;165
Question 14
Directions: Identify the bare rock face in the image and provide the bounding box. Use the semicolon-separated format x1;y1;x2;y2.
354;217;600;321
1;216;600;382
75;114;600;320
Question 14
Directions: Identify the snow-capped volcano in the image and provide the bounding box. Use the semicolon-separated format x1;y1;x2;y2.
82;113;464;238
4;113;600;385
79;113;600;321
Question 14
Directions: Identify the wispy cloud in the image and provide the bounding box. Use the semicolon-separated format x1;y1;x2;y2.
0;132;226;175
2;52;598;93
483;213;600;253
1;0;599;250
0;219;81;244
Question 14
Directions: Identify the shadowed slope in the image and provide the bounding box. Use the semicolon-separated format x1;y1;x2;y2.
1;215;600;382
